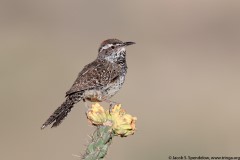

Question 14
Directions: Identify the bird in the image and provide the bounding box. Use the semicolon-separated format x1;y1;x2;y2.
41;39;135;129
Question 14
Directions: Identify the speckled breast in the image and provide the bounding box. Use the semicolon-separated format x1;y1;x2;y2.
83;73;126;102
102;73;126;99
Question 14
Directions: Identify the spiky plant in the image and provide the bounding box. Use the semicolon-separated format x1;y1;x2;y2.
82;103;137;160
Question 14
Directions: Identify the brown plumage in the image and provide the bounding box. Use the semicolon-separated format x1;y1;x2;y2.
41;39;135;129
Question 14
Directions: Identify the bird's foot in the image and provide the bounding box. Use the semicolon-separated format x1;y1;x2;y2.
104;99;120;111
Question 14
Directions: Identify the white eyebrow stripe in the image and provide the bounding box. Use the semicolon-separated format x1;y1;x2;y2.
100;44;113;52
102;44;113;49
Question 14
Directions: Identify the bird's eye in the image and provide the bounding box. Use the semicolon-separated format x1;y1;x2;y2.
111;46;115;49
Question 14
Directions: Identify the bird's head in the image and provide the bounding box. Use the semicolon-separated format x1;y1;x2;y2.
97;39;135;62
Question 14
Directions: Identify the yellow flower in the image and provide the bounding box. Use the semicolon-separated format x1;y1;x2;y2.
87;103;107;125
109;104;137;137
86;103;137;137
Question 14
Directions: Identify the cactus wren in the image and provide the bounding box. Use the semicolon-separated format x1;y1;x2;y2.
41;39;135;129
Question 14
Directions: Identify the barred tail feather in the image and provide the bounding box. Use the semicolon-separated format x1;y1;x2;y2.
41;92;83;129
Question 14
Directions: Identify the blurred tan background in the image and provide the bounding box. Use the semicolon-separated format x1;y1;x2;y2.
1;0;240;159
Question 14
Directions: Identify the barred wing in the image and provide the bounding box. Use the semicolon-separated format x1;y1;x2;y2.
66;59;121;95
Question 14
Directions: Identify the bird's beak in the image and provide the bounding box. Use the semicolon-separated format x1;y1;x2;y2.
123;41;136;46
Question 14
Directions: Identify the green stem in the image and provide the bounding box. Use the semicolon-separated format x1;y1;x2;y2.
82;125;113;160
